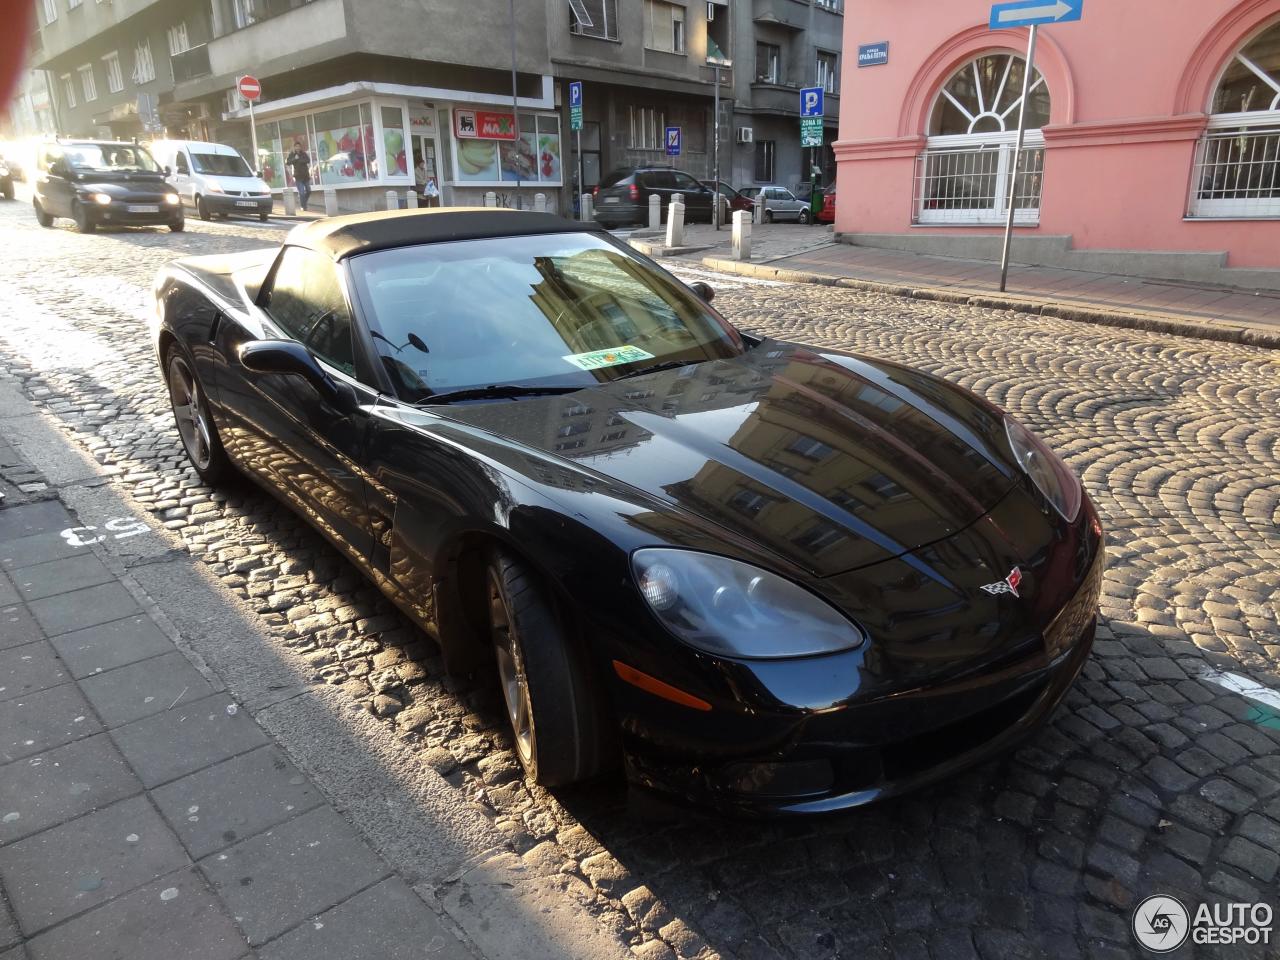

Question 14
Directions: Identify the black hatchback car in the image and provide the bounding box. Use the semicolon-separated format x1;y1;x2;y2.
34;140;183;233
593;166;718;227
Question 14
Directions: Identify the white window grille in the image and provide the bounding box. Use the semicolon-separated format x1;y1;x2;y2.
918;53;1050;225
627;105;664;150
133;38;155;83
60;73;76;110
77;63;97;102
914;133;1044;225
167;22;190;56
102;51;124;93
1189;23;1280;219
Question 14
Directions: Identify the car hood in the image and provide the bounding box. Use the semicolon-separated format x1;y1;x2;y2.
441;341;1019;577
76;175;170;196
204;174;270;194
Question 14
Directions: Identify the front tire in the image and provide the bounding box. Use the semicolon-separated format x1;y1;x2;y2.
169;216;185;233
763;209;774;224
487;551;609;787
33;198;52;227
196;195;211;220
166;349;230;484
72;202;96;234
798;209;811;224
1;181;12;201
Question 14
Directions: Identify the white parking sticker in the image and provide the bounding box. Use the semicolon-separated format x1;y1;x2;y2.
60;517;150;548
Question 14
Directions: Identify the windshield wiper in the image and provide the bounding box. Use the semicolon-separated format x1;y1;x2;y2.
417;384;584;405
616;360;692;380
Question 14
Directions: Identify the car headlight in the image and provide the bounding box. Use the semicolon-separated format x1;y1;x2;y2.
632;549;865;659
1005;416;1082;522
90;192;112;205
164;193;180;205
206;182;224;193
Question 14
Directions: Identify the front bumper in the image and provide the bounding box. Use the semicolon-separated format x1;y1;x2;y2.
621;544;1105;816
204;193;272;216
92;203;182;227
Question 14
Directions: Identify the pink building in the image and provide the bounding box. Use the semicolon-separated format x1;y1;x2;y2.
834;1;1280;286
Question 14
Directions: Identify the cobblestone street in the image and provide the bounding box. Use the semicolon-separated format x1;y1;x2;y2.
1;197;1279;960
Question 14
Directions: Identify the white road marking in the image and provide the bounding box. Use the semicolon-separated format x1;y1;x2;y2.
1196;667;1280;713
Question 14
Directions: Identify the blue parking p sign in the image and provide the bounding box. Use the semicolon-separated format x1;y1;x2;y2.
800;87;824;118
569;81;582;108
665;126;681;156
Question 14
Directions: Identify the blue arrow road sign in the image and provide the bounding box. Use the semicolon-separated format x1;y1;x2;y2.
989;0;1082;29
800;86;824;118
569;81;582;108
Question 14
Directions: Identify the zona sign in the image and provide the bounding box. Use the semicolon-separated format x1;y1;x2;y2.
237;75;261;102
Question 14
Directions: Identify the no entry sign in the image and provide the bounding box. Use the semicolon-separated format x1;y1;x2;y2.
237;75;261;102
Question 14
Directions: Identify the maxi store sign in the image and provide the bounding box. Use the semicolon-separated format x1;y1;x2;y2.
453;109;519;140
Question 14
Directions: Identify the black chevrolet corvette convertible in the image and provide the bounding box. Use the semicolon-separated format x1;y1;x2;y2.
152;209;1104;814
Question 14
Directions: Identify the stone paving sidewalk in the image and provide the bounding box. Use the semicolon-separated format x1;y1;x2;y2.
0;461;469;959
700;241;1280;348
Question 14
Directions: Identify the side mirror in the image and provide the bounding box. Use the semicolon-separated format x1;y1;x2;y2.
689;281;715;303
239;339;357;412
163;165;172;176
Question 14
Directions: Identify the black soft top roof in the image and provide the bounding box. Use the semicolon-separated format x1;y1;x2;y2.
286;207;605;260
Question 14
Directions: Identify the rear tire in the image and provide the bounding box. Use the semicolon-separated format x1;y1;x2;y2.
33;198;52;227
72;202;95;234
196;195;211;220
763;209;774;224
487;550;609;788
165;348;231;485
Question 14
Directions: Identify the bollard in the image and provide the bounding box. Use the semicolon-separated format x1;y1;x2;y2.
648;194;661;230
385;190;398;211
580;193;593;222
484;191;497;207
533;192;546;212
406;191;418;208
282;187;296;216
323;187;339;216
732;210;752;261
666;197;685;248
753;193;764;225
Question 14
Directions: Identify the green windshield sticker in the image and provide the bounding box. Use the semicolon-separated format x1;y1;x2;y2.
562;345;656;371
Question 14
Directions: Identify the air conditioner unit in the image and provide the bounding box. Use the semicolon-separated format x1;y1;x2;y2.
736;126;754;144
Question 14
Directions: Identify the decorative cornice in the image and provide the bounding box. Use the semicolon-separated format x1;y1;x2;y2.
833;135;926;161
1042;113;1209;149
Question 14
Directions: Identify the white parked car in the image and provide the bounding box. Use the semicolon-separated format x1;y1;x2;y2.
150;140;272;221
739;185;812;224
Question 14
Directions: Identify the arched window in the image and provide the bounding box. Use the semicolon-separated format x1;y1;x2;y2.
1190;21;1280;218
916;53;1050;225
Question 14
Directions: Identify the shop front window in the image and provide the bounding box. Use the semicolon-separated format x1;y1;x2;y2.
1190;21;1280;219
916;53;1049;226
312;105;369;184
380;105;408;178
452;109;563;186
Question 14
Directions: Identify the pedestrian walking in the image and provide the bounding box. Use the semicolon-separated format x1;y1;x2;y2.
286;140;312;212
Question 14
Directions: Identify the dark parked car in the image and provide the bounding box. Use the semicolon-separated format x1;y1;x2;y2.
701;180;754;216
154;208;1104;814
33;140;183;233
0;157;13;201
593;166;717;227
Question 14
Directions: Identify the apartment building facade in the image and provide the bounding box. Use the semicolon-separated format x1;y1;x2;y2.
28;0;843;210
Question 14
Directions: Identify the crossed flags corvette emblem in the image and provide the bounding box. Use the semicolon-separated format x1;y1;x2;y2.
980;567;1023;597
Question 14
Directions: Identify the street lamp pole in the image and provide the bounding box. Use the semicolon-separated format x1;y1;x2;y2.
713;63;720;230
508;0;521;208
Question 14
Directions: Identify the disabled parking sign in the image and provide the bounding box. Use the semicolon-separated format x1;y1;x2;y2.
665;126;681;157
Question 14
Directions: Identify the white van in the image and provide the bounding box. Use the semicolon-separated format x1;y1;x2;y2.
150;140;273;221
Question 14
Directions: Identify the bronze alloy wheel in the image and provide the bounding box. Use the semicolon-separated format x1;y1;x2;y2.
489;564;536;770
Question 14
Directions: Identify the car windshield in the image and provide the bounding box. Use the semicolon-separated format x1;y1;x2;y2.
63;144;161;173
191;151;253;177
738;187;760;199
348;232;745;403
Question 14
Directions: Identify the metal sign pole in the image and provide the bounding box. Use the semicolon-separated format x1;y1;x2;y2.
577;126;583;207
248;97;259;176
999;24;1037;293
509;0;521;208
713;64;721;231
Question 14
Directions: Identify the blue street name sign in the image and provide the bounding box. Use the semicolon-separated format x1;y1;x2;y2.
800;86;824;118
857;42;890;67
989;0;1082;29
665;126;681;156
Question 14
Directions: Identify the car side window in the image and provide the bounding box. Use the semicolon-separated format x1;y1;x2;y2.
263;247;358;378
175;153;189;174
672;172;702;192
780;189;796;201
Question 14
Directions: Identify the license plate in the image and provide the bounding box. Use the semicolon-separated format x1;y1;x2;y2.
602;197;620;204
128;204;159;213
235;200;257;208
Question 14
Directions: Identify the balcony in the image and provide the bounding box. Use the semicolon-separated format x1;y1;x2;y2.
752;0;807;31
171;44;211;83
206;0;346;82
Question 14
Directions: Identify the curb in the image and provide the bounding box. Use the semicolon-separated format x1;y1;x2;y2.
701;256;1280;351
